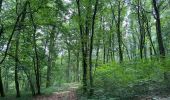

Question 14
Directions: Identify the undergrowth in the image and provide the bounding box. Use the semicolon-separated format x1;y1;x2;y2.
78;58;170;100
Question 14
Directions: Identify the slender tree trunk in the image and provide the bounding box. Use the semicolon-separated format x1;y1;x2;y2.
33;28;41;95
0;67;5;97
4;68;8;93
117;1;123;62
108;28;112;62
67;49;71;82
95;43;99;67
152;0;165;57
0;0;3;38
46;26;55;87
103;41;106;64
76;52;80;82
26;73;35;96
146;16;157;55
84;1;91;93
0;0;2;12
15;33;20;97
111;27;115;61
137;0;144;59
76;0;87;93
29;5;41;94
14;5;27;96
150;46;153;59
61;53;63;65
106;49;109;63
144;45;147;59
0;25;3;39
46;51;51;87
102;18;106;64
89;0;99;96
0;0;5;96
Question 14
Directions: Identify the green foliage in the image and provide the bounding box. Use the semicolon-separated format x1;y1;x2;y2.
0;94;33;100
93;59;169;99
0;0;170;99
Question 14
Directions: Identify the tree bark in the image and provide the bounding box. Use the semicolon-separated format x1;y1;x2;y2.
46;26;55;87
89;0;99;96
0;0;5;96
137;0;144;59
145;16;157;55
29;2;41;94
0;67;5;97
0;0;2;12
67;49;71;82
152;0;165;57
117;1;123;62
15;33;20;97
76;0;87;93
76;52;80;82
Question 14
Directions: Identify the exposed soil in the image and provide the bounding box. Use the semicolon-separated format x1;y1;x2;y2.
34;87;78;100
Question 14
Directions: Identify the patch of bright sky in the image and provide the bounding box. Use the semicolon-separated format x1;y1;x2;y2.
122;4;131;39
63;0;71;4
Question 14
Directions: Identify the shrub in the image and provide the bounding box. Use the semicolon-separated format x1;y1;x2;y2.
93;59;168;99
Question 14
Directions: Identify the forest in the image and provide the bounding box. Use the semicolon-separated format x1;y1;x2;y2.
0;0;170;100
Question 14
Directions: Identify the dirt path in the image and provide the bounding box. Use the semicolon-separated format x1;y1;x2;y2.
34;91;77;100
34;85;78;100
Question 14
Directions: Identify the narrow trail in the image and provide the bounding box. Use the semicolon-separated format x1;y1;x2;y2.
34;84;79;100
34;90;77;100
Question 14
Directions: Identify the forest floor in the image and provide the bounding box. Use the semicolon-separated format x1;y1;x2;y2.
33;90;77;100
33;83;79;100
33;87;170;100
34;92;170;100
128;89;170;100
1;83;170;100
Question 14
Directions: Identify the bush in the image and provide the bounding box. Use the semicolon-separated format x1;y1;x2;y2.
93;59;169;99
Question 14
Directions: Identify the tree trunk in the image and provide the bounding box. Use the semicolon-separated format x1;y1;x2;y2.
33;29;41;95
30;8;41;94
4;68;8;93
117;1;123;62
102;18;106;64
137;0;144;59
46;51;51;87
67;49;71;82
0;0;2;12
95;43;99;67
15;33;20;97
89;0;99;96
0;67;5;97
46;26;55;87
76;0;87;93
150;46;153;59
152;0;165;57
103;40;106;64
0;0;3;38
146;16;157;55
76;52;80;82
0;0;5;96
26;73;35;96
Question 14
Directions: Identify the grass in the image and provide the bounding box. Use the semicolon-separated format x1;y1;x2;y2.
0;94;33;100
0;82;80;100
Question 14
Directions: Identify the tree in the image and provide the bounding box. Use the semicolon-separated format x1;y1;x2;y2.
46;26;56;87
152;0;165;57
110;0;125;62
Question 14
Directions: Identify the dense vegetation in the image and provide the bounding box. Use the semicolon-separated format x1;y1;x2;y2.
0;0;170;99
